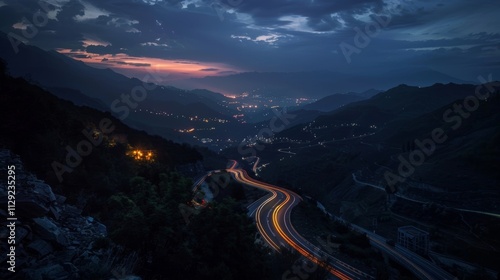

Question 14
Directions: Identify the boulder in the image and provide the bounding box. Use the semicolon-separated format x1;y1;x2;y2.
95;222;107;236
49;206;61;220
27;239;54;257
64;205;82;216
32;217;68;247
0;150;113;280
38;264;68;279
30;181;56;203
62;262;78;274
55;195;67;205
11;197;49;218
16;226;30;243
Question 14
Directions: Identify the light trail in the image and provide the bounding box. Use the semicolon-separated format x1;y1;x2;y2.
223;160;454;280
228;168;355;280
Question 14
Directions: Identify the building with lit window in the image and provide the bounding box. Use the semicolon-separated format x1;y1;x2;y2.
126;148;155;162
397;226;429;255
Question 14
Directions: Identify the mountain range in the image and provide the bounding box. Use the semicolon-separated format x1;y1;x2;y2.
0;32;250;145
1;28;499;278
222;81;500;269
0;31;480;151
300;89;381;112
170;69;471;99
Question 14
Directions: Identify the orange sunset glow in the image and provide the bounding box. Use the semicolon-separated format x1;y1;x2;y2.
56;48;242;82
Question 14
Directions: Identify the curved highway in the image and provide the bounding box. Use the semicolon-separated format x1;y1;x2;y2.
208;160;457;279
225;160;457;280
227;162;372;280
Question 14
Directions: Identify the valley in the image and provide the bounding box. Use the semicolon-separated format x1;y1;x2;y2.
1;2;499;278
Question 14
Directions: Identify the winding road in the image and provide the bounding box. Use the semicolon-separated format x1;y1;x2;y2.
192;160;457;279
227;161;372;280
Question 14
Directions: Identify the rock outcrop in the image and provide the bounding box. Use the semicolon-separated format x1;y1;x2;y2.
0;149;137;279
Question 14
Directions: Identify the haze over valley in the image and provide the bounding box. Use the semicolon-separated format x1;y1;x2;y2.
1;1;499;279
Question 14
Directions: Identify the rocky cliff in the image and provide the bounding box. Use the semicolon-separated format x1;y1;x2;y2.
0;149;138;279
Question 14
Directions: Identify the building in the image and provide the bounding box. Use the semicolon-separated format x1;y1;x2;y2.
397;226;429;255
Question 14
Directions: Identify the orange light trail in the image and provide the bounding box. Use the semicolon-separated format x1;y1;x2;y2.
229;168;352;280
231;170;281;251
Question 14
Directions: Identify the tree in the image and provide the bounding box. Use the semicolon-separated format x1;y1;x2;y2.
188;198;269;280
230;182;246;201
107;193;149;250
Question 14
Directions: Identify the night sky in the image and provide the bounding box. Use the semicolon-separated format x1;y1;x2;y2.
1;0;499;82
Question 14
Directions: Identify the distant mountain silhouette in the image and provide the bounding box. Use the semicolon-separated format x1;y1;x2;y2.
219;82;500;239
46;86;108;111
171;69;470;99
301;89;381;112
0;32;232;115
0;59;202;187
278;83;484;141
0;32;243;144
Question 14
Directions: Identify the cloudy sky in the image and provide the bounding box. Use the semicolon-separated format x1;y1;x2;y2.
0;0;499;81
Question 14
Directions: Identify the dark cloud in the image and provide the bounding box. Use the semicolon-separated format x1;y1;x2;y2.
0;0;498;81
307;14;343;32
69;54;91;59
86;45;123;54
228;0;383;21
218;70;238;75
103;59;151;67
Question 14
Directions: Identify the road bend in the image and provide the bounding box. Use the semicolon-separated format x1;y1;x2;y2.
227;164;371;280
